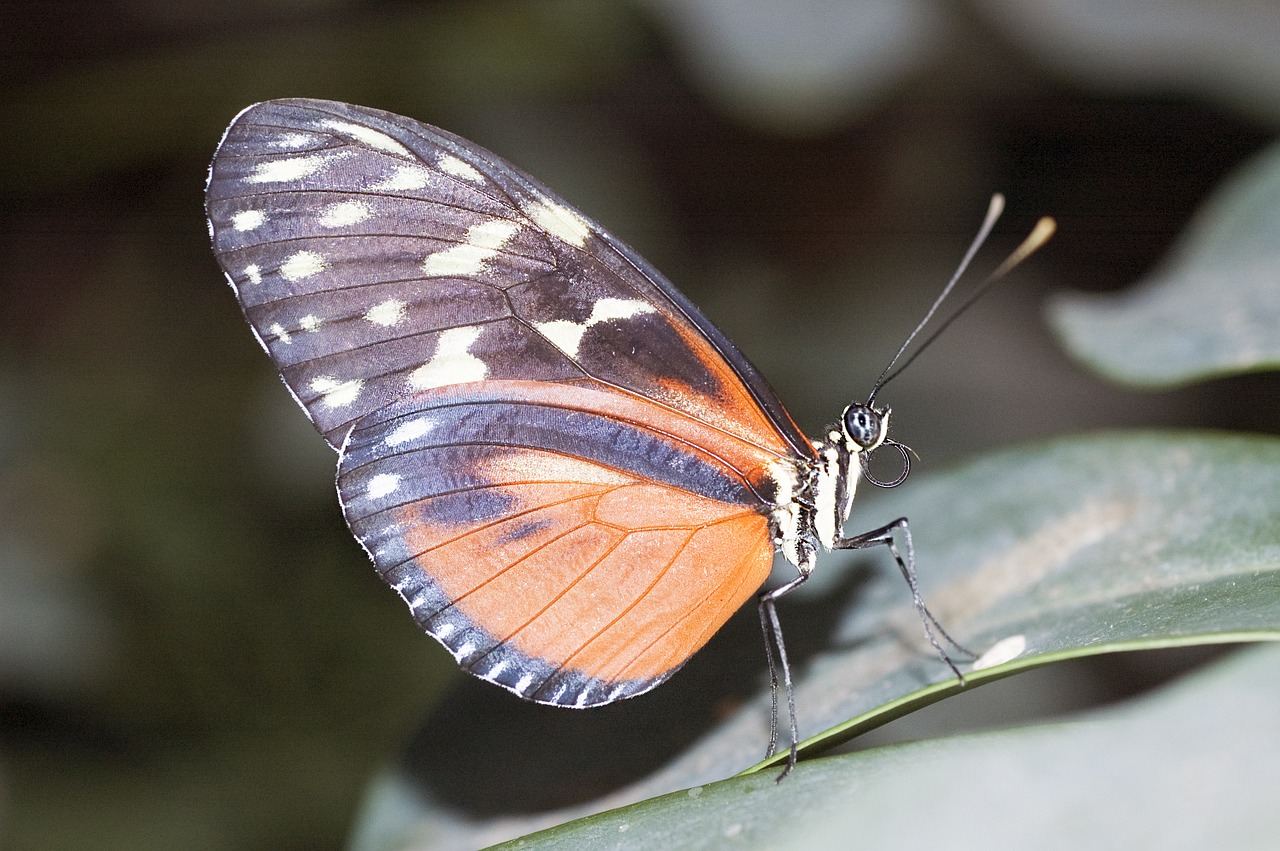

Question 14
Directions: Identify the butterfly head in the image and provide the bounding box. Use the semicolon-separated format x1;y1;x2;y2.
840;402;890;454
841;400;911;490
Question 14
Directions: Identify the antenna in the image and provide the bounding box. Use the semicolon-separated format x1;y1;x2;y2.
866;197;1055;404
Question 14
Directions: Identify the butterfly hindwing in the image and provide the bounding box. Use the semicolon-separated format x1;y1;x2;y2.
337;380;776;704
205;98;808;457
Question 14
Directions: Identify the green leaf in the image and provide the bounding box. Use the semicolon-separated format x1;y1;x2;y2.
352;431;1280;849
500;643;1280;849
1047;141;1280;386
718;430;1280;771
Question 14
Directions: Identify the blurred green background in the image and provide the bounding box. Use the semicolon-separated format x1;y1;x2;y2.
2;1;1277;848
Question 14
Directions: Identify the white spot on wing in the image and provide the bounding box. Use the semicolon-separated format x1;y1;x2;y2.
365;473;402;500
318;119;411;156
408;326;487;390
438;154;484;183
246;153;341;184
232;210;266;231
271;132;317;149
310;375;363;409
243;264;262;285
528;200;591;247
384;417;434;447
514;672;535;695
421;219;520;277
372;164;429;191
269;323;292;344
299;314;321;332
535;297;656;357
318;200;371;228
279;251;327;281
591;298;655;323
364;298;407;327
533;320;589;359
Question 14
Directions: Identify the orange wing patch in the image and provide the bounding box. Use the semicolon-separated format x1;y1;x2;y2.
400;475;773;688
653;313;804;457
338;379;785;704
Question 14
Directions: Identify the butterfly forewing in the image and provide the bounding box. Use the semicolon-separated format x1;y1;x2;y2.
205;98;809;457
205;99;815;705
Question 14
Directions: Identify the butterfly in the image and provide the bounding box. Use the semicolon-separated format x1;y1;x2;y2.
205;99;1049;774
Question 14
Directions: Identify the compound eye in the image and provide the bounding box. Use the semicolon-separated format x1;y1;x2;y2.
842;404;882;449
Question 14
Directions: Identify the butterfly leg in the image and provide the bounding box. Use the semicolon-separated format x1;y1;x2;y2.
834;517;973;680
758;542;816;781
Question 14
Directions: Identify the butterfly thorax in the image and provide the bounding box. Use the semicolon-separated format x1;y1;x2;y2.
766;402;891;574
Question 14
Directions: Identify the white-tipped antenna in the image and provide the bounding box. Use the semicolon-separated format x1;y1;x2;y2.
866;197;1055;404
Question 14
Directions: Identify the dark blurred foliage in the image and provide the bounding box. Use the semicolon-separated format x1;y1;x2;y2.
1;1;1276;848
